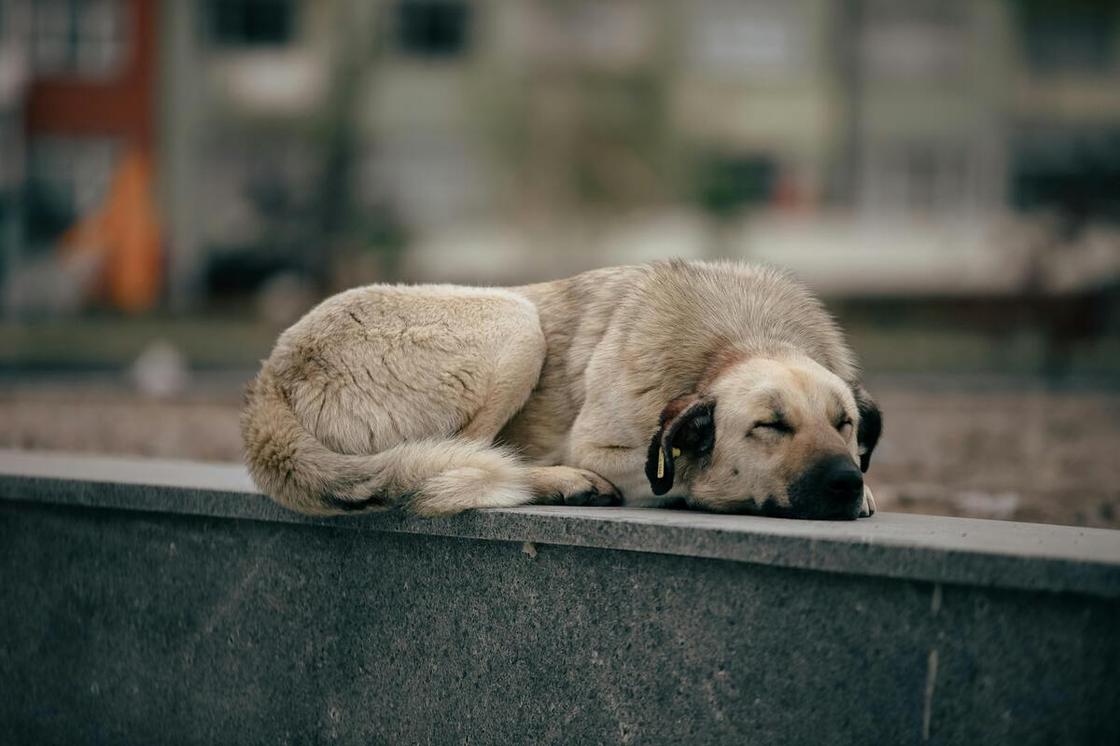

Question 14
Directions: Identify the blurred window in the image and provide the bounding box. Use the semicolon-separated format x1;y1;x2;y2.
860;142;975;214
199;135;321;250
25;136;119;248
208;0;295;47
1015;0;1118;74
695;155;778;217
31;0;127;78
396;0;472;58
1012;127;1120;224
860;3;968;83
688;0;805;79
545;1;651;71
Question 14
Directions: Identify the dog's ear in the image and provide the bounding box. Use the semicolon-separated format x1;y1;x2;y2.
852;385;882;473
645;396;716;496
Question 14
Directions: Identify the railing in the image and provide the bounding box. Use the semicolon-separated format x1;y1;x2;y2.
1;450;1118;744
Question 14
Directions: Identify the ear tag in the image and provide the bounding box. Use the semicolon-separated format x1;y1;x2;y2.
657;447;683;480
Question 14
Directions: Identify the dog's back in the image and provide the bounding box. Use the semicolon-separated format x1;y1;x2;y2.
500;260;859;460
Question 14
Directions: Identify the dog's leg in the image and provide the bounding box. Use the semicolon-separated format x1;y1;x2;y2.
433;299;624;510
458;334;620;507
525;466;621;507
859;484;877;518
457;315;546;444
563;383;658;503
549;339;672;504
566;442;651;505
565;441;651;503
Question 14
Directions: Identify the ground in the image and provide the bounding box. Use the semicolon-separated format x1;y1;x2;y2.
2;377;1117;528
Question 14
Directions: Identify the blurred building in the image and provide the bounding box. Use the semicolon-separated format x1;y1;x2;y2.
1;0;161;313
1010;0;1120;223
1;0;1119;311
0;0;30;304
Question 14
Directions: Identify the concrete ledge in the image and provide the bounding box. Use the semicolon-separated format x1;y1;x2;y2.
1;450;1118;598
2;450;1119;744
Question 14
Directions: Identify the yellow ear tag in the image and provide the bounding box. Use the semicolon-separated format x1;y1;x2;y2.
657;447;683;480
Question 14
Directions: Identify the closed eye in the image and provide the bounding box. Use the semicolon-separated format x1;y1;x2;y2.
750;420;793;436
836;418;853;435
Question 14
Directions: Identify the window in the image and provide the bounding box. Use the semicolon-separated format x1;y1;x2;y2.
688;0;805;79
695;154;778;217
1012;127;1120;224
208;0;295;47
31;0;127;78
860;5;969;83
859;142;978;214
396;0;471;58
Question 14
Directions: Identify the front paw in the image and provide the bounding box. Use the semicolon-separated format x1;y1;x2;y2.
859;484;877;518
528;466;621;507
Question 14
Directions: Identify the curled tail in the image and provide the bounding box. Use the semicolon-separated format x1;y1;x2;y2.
240;369;530;517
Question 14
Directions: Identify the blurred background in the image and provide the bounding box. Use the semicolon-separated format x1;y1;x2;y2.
0;0;1118;527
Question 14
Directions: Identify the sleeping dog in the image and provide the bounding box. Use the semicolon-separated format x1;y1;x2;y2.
242;260;882;519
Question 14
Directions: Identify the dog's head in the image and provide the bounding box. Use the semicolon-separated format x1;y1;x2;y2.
645;355;882;519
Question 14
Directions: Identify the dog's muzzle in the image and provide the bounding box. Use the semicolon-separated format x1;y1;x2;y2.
787;454;864;520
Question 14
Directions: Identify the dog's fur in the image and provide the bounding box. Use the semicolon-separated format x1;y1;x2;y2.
242;260;882;519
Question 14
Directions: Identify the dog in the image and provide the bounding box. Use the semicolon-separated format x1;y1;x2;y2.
241;259;882;519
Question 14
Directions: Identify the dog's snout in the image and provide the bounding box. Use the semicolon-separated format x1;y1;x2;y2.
823;459;863;501
788;454;864;519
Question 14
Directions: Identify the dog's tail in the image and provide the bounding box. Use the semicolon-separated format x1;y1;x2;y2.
240;369;530;516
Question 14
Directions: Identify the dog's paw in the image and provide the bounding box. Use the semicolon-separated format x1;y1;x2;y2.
859;484;877;518
528;466;621;507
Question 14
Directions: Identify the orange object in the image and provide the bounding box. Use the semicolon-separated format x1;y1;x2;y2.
60;150;162;312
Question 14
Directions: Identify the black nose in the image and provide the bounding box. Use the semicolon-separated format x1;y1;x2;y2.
824;459;863;502
788;454;864;519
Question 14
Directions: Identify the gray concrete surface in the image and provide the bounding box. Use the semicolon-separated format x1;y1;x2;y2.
1;450;1118;744
2;450;1118;598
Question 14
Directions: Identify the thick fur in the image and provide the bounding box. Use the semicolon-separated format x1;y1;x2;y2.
242;260;881;518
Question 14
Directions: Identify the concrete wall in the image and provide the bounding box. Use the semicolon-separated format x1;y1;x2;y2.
1;450;1118;744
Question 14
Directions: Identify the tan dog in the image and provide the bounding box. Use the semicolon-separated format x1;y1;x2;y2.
242;260;882;519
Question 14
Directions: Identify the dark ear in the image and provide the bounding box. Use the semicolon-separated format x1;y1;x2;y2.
645;397;716;496
852;385;882;473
